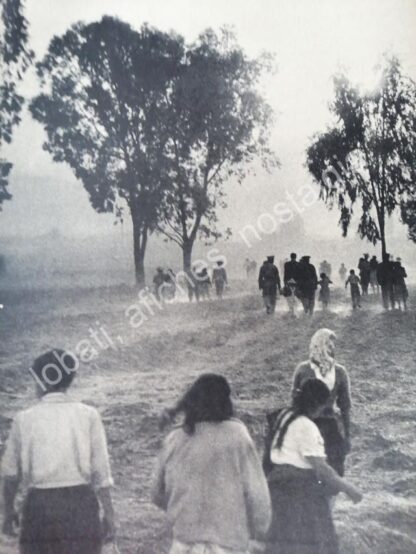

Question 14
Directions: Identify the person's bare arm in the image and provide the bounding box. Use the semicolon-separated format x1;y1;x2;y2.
96;487;115;540
306;456;362;503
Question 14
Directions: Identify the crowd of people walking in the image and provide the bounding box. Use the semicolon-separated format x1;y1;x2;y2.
1;330;362;553
258;251;409;315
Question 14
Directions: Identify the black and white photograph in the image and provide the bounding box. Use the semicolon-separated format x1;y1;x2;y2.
1;0;416;552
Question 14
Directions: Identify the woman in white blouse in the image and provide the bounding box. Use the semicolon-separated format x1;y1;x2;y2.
263;379;362;554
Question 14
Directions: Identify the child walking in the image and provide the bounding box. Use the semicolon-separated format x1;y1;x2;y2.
283;278;297;317
345;270;361;309
318;273;332;311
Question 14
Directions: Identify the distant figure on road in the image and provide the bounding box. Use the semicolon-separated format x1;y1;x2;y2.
338;263;347;284
345;270;361;310
187;266;200;303
197;267;212;300
358;254;371;296
377;254;395;310
244;258;257;279
212;261;228;300
163;269;176;301
153;267;166;301
284;252;299;285
283;277;298;317
369;255;379;294
258;255;281;314
393;258;408;311
297;256;318;315
320;260;332;279
244;258;251;279
318;273;332;311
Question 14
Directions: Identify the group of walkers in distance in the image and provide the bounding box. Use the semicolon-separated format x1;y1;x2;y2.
343;253;409;311
2;329;362;553
258;251;409;315
152;260;229;303
258;253;326;316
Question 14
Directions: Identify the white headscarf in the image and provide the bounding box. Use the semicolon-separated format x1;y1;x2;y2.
309;328;336;391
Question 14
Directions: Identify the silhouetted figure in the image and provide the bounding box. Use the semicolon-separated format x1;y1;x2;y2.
318;273;332;311
338;263;347;284
212;261;228;300
153;267;165;301
297;256;318;315
187;266;200;303
369;255;379;294
244;258;251;279
283;278;297;317
284;253;299;284
377;254;395;310
258;256;281;314
358;254;371;296
163;269;176;301
393;258;408;311
345;270;361;309
320;260;332;279
197;268;212;300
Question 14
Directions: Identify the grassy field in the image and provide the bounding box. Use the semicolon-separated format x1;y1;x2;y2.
1;281;416;553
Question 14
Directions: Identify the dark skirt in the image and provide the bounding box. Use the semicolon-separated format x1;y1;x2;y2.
314;415;347;477
265;465;339;554
20;485;102;554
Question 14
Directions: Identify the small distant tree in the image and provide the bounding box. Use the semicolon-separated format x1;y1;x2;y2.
30;17;183;284
307;55;416;257
0;0;33;209
158;29;277;271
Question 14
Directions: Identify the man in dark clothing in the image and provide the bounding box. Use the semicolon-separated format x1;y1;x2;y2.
376;253;395;310
258;255;281;314
153;267;165;301
284;253;299;284
358;254;371;295
297;256;318;315
393;258;408;311
212;261;228;300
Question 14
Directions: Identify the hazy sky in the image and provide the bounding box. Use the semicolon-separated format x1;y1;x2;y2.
2;0;416;241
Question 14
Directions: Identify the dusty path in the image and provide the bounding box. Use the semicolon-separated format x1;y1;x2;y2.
1;284;416;553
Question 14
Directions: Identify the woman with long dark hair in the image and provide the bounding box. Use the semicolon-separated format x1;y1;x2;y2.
152;374;271;554
263;379;362;554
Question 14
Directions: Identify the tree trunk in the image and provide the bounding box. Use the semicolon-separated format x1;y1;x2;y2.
182;239;194;273
379;216;387;259
132;218;148;287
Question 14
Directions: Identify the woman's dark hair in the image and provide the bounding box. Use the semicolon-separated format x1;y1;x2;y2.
31;349;78;394
275;379;330;448
176;373;233;434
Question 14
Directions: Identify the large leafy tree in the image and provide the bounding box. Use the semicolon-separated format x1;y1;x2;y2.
0;0;32;209
307;55;416;257
30;17;183;284
158;29;277;271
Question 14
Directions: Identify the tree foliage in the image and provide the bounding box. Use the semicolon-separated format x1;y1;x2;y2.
0;0;33;209
307;55;416;256
158;28;277;270
30;17;183;284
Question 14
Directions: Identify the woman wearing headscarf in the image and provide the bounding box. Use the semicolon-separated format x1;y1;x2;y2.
263;379;362;554
152;374;271;554
291;328;351;476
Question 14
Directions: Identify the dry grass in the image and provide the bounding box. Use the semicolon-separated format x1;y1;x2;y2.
0;282;415;553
